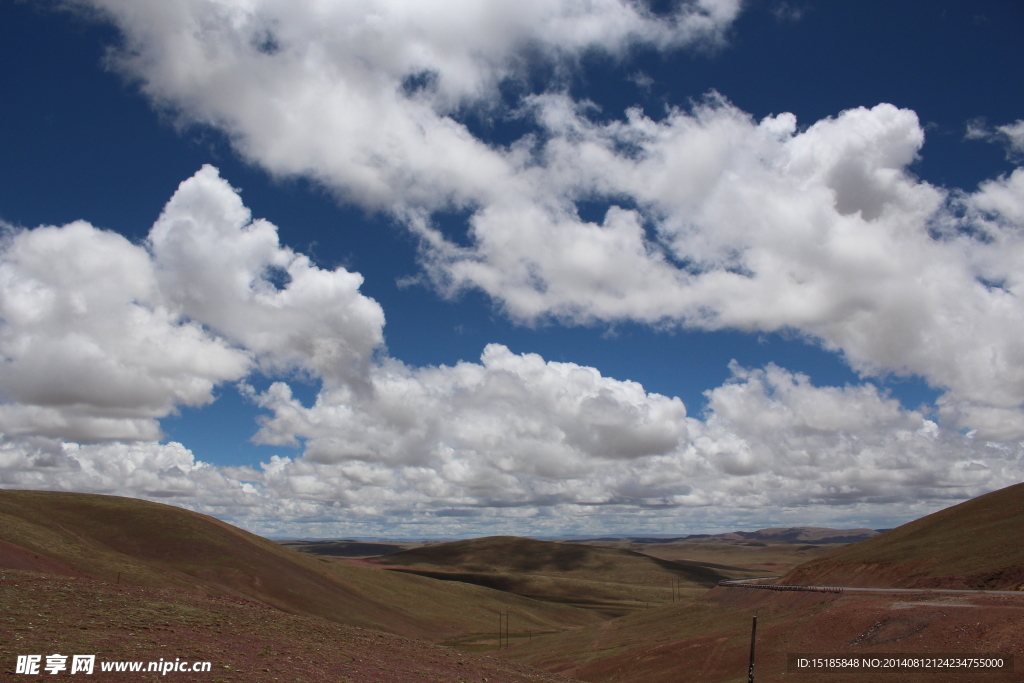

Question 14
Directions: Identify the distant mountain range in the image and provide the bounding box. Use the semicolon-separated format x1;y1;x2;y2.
566;527;883;546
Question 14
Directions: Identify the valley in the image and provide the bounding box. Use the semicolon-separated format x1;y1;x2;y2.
2;485;1024;681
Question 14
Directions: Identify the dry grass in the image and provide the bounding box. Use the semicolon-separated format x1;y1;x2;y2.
577;538;847;575
0;490;600;642
784;482;1024;589
501;586;1024;683
367;536;726;616
0;569;576;683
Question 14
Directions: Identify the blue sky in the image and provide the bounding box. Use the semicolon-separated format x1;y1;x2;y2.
0;0;1022;538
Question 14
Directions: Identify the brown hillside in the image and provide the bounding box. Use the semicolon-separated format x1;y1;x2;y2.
783;482;1024;590
0;490;599;641
368;536;726;615
377;535;725;582
280;539;408;557
503;584;1024;683
573;536;856;574
1;568;576;683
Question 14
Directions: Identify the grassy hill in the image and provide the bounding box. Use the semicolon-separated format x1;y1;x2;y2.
497;485;1024;682
279;539;408;557
0;490;599;641
503;580;1024;683
782;482;1024;589
367;536;729;615
570;533;865;575
0;568;576;683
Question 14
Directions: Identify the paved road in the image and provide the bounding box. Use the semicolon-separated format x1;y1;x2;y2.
718;578;1024;597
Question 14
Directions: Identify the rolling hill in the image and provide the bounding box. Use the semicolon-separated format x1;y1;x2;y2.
498;483;1024;682
365;535;731;615
279;539;409;557
0;567;577;683
0;490;599;641
566;527;880;574
783;482;1024;589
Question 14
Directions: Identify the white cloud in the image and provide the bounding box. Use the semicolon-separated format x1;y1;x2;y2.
7;1;1024;530
0;437;244;501
244;356;1020;517
149;165;385;387
966;118;1024;162
0;166;384;441
2;167;1019;535
691;363;1021;506
246;344;689;502
998;121;1024;160
423;99;1024;438
0;219;249;441
65;0;1024;439
76;0;739;210
6;358;1018;536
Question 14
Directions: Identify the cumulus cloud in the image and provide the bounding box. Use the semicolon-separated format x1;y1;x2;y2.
2;167;1020;535
246;344;689;499
0;219;248;441
422;99;1024;438
75;0;739;210
149;165;385;386
692;363;1020;505
8;0;1024;530
7;357;1018;536
0;437;249;502
63;0;1024;440
244;357;1020;517
0;166;384;441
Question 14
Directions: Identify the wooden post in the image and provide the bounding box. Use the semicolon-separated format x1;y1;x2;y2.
747;610;758;683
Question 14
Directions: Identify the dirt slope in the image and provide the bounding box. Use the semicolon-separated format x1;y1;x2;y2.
783;482;1024;590
503;585;1024;683
1;568;574;683
0;490;598;641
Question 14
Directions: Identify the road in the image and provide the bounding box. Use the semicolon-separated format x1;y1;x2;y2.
718;578;1024;597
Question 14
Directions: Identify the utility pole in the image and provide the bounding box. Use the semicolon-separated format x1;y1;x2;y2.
747;610;758;683
498;612;509;649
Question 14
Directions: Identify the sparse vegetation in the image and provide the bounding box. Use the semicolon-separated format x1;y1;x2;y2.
4;486;1023;682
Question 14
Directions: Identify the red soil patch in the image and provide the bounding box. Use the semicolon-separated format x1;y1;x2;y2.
0;539;90;578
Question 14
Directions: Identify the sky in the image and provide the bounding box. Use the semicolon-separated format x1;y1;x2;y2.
0;0;1022;539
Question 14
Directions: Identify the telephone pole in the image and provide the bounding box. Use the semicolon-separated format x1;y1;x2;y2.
747;610;758;683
